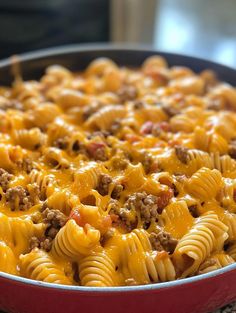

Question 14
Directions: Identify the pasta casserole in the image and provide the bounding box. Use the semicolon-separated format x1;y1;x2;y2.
0;56;236;286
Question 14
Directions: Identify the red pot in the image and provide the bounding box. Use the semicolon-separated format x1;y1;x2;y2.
0;265;236;313
0;45;236;313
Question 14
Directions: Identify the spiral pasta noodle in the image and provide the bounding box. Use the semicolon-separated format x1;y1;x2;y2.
114;229;176;284
0;241;18;275
227;242;236;260
187;149;213;173
13;128;46;150
161;200;194;239
29;169;56;199
219;178;236;213
85;105;127;130
0;213;45;255
0;55;235;287
27;103;61;129
52;220;100;260
79;249;120;287
57;89;90;109
200;200;236;242
186;167;222;201
198;252;234;274
173;212;228;277
72;162;105;199
20;249;72;285
47;189;77;215
211;153;236;174
0;144;23;170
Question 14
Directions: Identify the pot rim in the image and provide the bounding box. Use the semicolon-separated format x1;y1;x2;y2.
1;263;236;292
0;43;235;293
0;43;235;72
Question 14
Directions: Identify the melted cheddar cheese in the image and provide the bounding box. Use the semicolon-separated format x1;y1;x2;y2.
0;56;235;286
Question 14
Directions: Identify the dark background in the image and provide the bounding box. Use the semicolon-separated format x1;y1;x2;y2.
0;0;109;59
0;0;235;69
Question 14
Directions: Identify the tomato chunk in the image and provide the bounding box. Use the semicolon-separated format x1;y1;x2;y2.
87;142;106;157
140;121;153;135
157;188;174;212
69;210;86;227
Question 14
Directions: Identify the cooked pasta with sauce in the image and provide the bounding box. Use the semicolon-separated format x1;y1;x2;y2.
0;56;236;286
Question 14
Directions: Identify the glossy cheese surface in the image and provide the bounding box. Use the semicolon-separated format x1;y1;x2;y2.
0;56;235;286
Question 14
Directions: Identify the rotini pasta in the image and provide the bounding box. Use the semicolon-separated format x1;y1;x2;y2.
29;169;56;199
20;248;72;285
109;229;175;285
0;55;235;287
13;127;46;150
186;167;222;201
227;242;236;260
79;249;121;287
26;102;61;129
198;252;234;274
85;105;127;130
161;200;194;239
173;212;228;277
0;241;18;275
52;220;100;260
199;200;236;242
72;162;106;199
0;213;45;255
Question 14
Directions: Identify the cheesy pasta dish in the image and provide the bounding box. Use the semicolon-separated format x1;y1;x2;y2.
0;56;236;287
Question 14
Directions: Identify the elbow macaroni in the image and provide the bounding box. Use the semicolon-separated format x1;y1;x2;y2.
0;56;235;286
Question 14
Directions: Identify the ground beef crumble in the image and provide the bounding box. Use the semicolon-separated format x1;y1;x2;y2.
125;192;158;225
117;85;138;103
141;121;171;140
108;199;137;231
42;207;67;230
151;124;163;137
149;230;178;254
123;190;173;227
133;100;145;110
96;174;124;199
175;145;189;164
162;105;179;117
0;168;13;191
53;137;69;150
198;258;217;274
152;122;171;137
100;227;116;246
0;99;23;111
108;190;172;231
188;204;199;218
93;146;107;161
229;140;236;159
233;189;236;203
29;236;53;252
69;141;88;158
110;119;122;134
96;174;112;196
87;131;110;140
5;184;39;211
110;155;129;170
17;158;35;174
140;153;158;174
30;207;67;251
82;102;101;121
86;142;108;161
111;184;124;199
